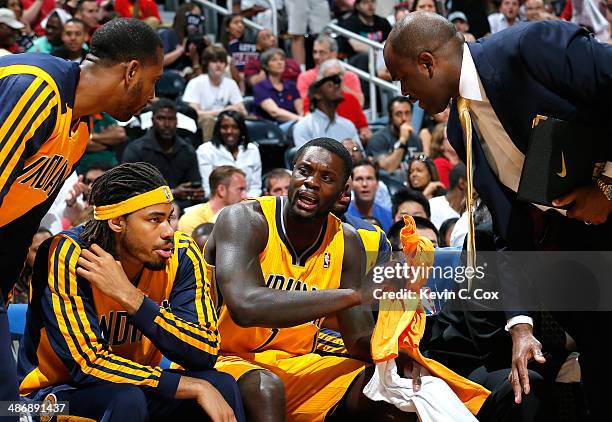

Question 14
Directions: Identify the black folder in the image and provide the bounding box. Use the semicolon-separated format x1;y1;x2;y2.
516;115;599;208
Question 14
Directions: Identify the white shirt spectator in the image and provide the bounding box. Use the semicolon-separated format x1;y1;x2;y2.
196;142;262;197
182;74;243;113
487;13;521;34
429;195;461;230
293;109;361;148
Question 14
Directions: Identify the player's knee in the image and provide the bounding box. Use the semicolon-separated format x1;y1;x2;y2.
240;370;285;404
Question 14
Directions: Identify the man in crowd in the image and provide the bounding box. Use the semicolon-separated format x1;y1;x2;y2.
367;96;423;181
391;188;431;221
75;0;100;36
293;67;361;148
285;0;330;66
0;8;22;56
178;166;246;234
51;18;88;62
429;163;465;229
488;0;521;34
263;168;290;196
122;98;204;210
338;0;391;58
244;28;301;89
17;162;244;421
26;10;65;53
0;18;163;405
348;159;393;232
384;13;612;417
296;33;364;105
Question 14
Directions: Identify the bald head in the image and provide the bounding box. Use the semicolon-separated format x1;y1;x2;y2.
388;11;460;60
383;12;464;114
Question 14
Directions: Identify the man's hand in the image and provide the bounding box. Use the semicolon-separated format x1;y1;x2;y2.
173;182;205;201
76;244;144;314
553;185;611;225
65;175;88;207
509;323;546;404
196;380;237;422
396;350;424;392
422;181;446;199
399;122;413;143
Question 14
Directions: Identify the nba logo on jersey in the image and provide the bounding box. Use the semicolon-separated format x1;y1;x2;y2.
323;252;330;268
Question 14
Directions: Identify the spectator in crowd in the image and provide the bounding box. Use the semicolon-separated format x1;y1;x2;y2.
122;99;204;209
408;154;446;199
411;0;441;14
63;161;112;227
244;28;301;88
285;0;330;65
114;0;161;21
183;44;246;141
341;138;393;211
338;0;391;58
76;112;126;173
160;2;206;72
19;0;56;35
220;13;257;76
179;165;247;233
263;168;290;196
192;222;215;252
302;58;371;143
75;0;99;36
428;122;460;188
196;110;262;197
348;159;392;232
0;0;36;51
0;7;22;55
51;18;88;62
296;33;364;105
448;11;476;41
429;162;465;229
253;48;303;131
387;1;411;26
293;67;361;148
26;9;64;53
488;0;521;34
524;0;558;21
413;215;439;246
391;188;430;221
10;227;52;304
368;96;423;181
438;216;458;247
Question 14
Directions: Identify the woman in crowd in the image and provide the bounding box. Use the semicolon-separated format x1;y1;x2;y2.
183;44;247;141
220;13;256;90
428;122;460;189
408;154;446;199
10;227;52;304
253;48;302;132
196;110;262;197
411;0;443;14
160;1;207;73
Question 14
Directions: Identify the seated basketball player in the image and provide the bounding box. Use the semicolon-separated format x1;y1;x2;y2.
17;163;245;422
205;138;420;422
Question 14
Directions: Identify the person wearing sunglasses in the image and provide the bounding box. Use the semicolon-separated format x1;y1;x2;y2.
293;61;362;149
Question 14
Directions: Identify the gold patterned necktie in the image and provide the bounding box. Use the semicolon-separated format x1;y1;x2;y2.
457;97;476;291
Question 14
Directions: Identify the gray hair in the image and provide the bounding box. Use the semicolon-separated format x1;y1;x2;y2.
260;48;286;74
317;58;345;78
315;33;338;53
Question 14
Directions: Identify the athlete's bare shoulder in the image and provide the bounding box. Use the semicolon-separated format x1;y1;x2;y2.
204;199;269;264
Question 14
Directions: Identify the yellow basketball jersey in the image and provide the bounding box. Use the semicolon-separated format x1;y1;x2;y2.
216;196;345;356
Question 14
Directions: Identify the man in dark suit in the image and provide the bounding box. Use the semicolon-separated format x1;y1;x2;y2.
384;12;612;419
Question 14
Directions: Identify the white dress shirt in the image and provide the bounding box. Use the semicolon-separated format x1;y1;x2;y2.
459;44;533;329
196;142;262;198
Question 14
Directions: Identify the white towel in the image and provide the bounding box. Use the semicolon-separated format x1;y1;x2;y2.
363;360;478;422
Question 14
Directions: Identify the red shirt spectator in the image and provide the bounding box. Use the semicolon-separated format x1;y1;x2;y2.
114;0;161;21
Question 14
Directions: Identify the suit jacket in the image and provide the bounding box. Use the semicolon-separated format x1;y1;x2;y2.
446;21;612;318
